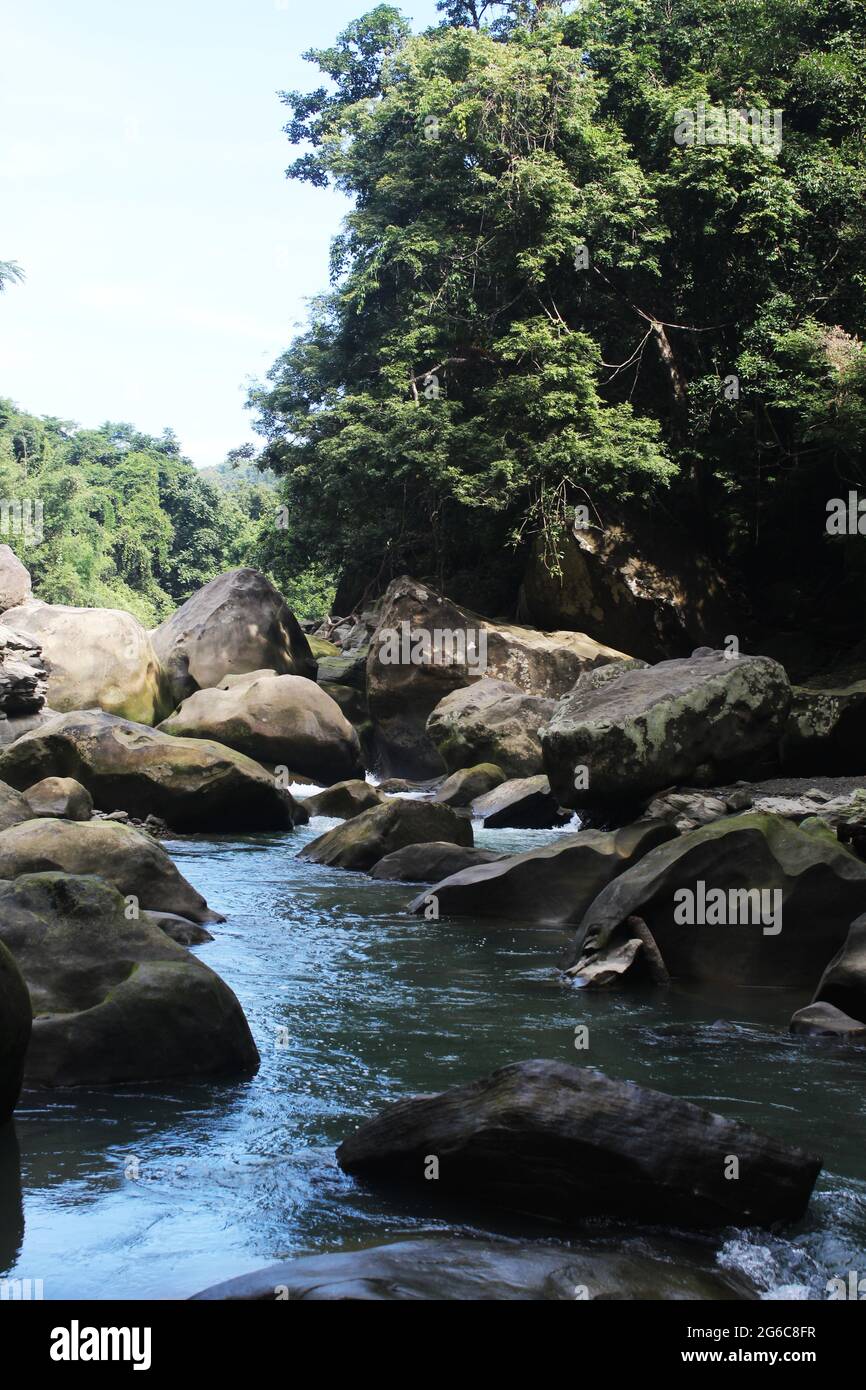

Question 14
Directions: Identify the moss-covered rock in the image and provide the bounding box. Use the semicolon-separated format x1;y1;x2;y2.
0;873;258;1087
300;798;473;872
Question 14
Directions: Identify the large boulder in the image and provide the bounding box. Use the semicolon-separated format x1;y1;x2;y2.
367;576;632;778
371;842;504;883
337;1059;821;1229
0;873;258;1087
789;1001;866;1040
470;774;563;829
151;568;316;708
22;776;92;821
427;680;555;778
3;600;167;725
0;546;32;613
543;650;791;814
191;1235;753;1302
300;799;473;873
0;938;31;1124
0;708;59;747
567;813;866;988
410;821;676;926
158;674;363;785
0;710;299;832
0;816;220;923
518;501;738;663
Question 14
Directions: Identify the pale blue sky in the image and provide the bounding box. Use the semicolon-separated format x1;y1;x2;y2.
0;0;440;464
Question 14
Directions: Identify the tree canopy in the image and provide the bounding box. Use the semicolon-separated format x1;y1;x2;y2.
252;0;866;616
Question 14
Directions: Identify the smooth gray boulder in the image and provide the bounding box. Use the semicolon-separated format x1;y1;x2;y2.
427;680;555;779
567;813;866;987
158;673;363;786
0;816;221;924
543;650;791;813
0;546;32;613
371;842;504;884
0;873;258;1087
300;799;473;873
140;910;215;947
810;912;866;1025
0;710;300;832
191;1236;754;1302
337;1059;821;1229
151;568;316;707
409;821;676;925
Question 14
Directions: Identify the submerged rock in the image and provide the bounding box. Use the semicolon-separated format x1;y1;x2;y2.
371;841;503;884
191;1235;755;1302
543;650;790;814
0;816;221;924
151;567;316;708
300;799;473;873
0;710;299;832
158;673;363;786
568;813;866;987
337;1059;821;1229
410;821;675;926
0;873;258;1087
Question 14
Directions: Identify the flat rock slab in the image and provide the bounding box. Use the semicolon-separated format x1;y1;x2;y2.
190;1235;755;1302
337;1059;821;1230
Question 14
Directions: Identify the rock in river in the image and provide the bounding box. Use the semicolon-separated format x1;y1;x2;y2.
0;710;300;832
300;799;473;873
543;649;790;814
410;821;675;925
371;841;503;884
568;813;866;987
0;873;258;1087
0;816;221;924
0;937;31;1125
336;1059;821;1229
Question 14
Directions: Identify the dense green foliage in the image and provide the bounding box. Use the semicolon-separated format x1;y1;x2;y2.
253;0;866;615
0;402;271;626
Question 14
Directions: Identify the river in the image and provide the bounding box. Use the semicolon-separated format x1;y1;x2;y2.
2;805;865;1300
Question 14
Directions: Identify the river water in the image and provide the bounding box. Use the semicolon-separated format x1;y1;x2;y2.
2;806;866;1300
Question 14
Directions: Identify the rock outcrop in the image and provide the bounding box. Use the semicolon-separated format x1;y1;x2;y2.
410;821;675;926
0;546;32;613
367;576;632;777
567;813;866;987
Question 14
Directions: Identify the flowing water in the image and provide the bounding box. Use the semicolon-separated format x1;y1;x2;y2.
2;806;866;1300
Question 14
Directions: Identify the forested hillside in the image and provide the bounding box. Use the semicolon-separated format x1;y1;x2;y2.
251;0;866;626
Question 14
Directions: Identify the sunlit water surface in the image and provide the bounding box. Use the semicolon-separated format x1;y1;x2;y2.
2;810;865;1299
